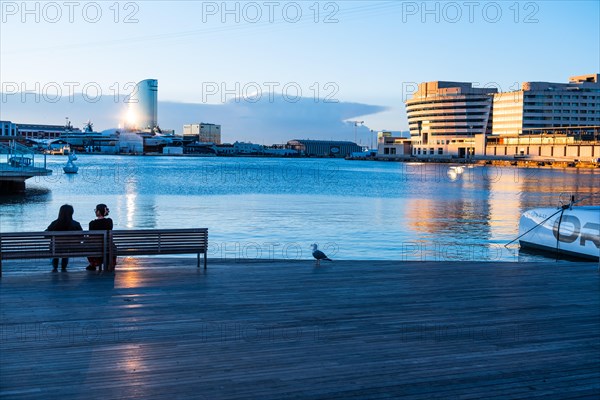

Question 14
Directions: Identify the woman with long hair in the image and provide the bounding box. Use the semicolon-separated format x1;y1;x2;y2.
46;204;83;271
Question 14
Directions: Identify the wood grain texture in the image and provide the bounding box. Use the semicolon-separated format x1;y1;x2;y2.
1;259;598;399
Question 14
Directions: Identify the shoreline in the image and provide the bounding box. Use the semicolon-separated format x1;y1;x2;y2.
45;152;600;169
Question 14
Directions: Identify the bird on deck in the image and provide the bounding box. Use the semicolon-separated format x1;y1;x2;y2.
311;243;332;266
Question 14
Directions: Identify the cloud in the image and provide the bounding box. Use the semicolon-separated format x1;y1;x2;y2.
0;92;387;144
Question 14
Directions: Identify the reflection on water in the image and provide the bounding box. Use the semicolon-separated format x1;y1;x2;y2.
0;187;51;205
1;155;598;262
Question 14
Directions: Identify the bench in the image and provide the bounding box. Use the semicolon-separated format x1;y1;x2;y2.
109;229;208;270
0;228;208;275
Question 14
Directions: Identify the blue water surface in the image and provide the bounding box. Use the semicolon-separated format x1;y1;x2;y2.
1;155;598;262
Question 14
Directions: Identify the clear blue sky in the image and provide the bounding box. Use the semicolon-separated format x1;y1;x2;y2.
1;0;599;138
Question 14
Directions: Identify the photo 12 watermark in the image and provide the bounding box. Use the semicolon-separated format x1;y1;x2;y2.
207;241;339;261
1;81;140;104
0;321;138;344
200;81;340;104
398;322;539;343
199;321;339;343
200;1;339;24
1;1;140;24
398;1;540;24
401;81;525;103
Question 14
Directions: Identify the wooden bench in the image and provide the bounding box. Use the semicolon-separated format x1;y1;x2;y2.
0;230;108;275
0;228;208;275
109;229;208;269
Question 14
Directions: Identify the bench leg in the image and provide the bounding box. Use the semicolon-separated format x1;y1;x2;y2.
204;251;207;269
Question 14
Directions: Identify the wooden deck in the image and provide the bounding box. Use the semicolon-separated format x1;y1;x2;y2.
1;259;598;399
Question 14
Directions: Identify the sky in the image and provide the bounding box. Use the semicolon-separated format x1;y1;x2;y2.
1;0;599;144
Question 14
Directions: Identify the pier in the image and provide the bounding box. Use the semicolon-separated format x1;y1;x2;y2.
0;142;52;192
0;164;53;192
1;259;598;399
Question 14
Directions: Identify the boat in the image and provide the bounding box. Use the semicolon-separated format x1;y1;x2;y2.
63;152;78;174
518;204;600;260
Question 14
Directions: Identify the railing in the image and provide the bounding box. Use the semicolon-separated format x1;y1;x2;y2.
0;141;47;169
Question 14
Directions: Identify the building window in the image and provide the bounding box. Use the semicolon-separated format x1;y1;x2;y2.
438;148;443;155
429;148;434;155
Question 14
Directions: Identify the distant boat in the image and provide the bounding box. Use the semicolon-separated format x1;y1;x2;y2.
63;151;79;174
519;205;600;260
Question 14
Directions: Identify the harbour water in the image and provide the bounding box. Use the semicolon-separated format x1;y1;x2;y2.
1;155;598;262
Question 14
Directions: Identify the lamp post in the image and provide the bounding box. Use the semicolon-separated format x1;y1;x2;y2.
370;129;374;150
350;120;364;144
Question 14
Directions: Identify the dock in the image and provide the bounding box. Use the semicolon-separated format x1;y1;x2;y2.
1;259;598;399
0;164;52;192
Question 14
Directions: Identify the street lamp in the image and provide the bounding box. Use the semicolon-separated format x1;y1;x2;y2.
350;120;364;144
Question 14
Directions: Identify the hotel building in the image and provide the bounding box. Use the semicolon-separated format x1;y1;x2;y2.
401;74;600;160
405;81;497;158
126;79;158;130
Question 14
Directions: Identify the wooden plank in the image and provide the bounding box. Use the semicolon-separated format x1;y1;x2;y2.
0;260;598;399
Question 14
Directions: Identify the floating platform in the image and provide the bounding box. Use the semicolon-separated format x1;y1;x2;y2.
1;259;598;399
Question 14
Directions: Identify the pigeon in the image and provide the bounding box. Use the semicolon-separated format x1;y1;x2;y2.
311;243;332;265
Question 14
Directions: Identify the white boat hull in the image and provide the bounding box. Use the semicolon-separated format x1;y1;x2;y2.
519;206;600;260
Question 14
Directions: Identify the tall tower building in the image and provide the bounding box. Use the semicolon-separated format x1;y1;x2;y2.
126;79;158;130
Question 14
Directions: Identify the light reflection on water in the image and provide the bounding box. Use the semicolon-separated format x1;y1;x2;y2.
1;155;598;262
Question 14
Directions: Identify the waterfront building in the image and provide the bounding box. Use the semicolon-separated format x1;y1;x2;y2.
377;135;412;158
405;81;496;159
233;141;262;154
126;79;158;130
263;147;298;156
61;131;120;153
183;123;222;144
492;74;600;136
286;139;362;157
0;121;18;140
399;74;600;161
17;123;81;140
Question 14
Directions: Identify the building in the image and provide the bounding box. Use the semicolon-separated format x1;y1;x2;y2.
492;74;600;136
377;135;412;158
16;123;81;140
405;81;496;159
286;139;363;157
183;123;221;144
400;74;600;160
0;120;18;140
126;79;158;130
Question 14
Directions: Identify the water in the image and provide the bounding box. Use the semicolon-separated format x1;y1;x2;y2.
1;155;598;262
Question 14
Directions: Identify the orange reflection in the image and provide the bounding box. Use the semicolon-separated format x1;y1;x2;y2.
115;259;143;289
